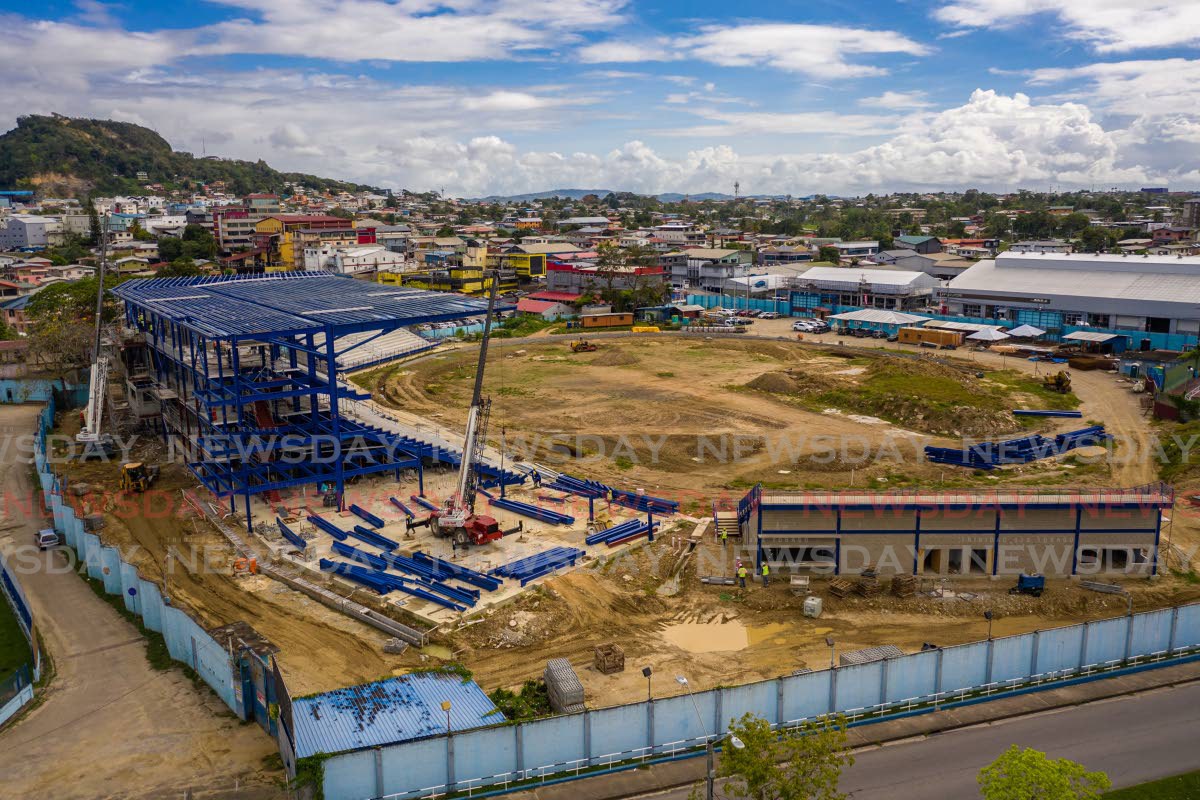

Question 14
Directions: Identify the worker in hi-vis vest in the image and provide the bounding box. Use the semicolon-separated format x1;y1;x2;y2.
719;528;728;546
737;564;748;589
761;562;770;586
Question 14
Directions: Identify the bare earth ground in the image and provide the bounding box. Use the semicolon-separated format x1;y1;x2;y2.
0;404;284;800
357;327;1200;706
3;318;1196;793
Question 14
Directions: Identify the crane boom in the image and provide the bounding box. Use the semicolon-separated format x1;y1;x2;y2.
454;274;500;512
77;219;111;447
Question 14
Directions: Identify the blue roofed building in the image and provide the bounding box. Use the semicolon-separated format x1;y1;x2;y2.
289;673;502;759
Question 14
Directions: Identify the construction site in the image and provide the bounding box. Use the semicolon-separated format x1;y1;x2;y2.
42;276;1200;716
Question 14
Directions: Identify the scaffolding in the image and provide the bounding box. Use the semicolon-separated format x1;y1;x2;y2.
113;272;516;529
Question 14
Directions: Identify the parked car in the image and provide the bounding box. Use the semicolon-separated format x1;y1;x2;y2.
759;311;780;319
792;320;813;331
35;528;61;550
732;317;754;326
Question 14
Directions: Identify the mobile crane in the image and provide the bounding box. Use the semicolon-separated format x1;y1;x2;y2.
412;274;505;548
76;220;115;459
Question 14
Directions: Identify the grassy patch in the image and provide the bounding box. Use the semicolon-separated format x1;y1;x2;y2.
1104;770;1200;799
986;370;1081;410
614;455;634;470
0;594;32;684
487;679;552;721
1158;420;1200;483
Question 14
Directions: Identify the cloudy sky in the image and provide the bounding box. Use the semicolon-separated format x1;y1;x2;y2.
2;0;1199;196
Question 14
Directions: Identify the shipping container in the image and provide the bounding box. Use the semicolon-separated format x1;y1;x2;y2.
581;312;634;328
897;326;962;349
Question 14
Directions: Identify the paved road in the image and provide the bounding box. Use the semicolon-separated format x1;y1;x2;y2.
0;404;281;799
644;681;1200;800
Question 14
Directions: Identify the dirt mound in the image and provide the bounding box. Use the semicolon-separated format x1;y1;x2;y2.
746;371;803;394
590;350;641;367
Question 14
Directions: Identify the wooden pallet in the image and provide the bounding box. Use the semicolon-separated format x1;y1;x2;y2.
829;578;854;598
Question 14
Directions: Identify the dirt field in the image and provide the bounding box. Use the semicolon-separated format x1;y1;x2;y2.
32;322;1200;719
356;328;1200;706
358;334;1111;513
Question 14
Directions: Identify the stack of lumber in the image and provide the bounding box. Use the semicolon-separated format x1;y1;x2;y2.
891;575;917;598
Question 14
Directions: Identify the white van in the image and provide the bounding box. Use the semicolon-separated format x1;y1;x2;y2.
35;529;62;550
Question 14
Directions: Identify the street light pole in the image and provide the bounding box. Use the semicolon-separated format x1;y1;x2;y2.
677;675;715;800
984;609;994;641
826;635;836;670
643;666;653;703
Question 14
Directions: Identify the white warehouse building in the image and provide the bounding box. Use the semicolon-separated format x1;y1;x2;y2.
938;251;1200;342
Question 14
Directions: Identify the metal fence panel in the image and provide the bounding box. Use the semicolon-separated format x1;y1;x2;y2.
886;649;937;703
83;533;103;580
589;702;650;760
379;736;448;799
519;713;586;772
651;692;715;750
722;681;779;728
938;641;988;691
990;634;1035;683
1177;604;1200;648
139;579;164;633
834;662;883;712
120;560;141;615
1035;625;1084;674
451;724;517;785
100;547;122;595
780;670;831;722
1085;617;1127;665
1131;609;1173;655
323;748;379;800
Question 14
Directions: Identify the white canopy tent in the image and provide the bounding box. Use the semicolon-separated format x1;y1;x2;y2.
1007;324;1046;338
827;309;929;326
967;328;1011;342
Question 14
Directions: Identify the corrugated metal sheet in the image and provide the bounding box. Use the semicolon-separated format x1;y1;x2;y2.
292;673;503;758
840;644;905;666
1063;330;1121;342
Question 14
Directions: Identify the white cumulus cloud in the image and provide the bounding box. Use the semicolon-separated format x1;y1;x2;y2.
934;0;1200;53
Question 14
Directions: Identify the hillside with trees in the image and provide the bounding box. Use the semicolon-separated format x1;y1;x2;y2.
0;114;378;197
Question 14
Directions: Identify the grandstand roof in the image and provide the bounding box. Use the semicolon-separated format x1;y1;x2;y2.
113;271;508;339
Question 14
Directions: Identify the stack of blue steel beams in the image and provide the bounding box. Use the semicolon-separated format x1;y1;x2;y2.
490;547;585;586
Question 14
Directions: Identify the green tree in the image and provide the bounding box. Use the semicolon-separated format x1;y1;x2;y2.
818;245;840;263
716;713;854;800
26;274;123;327
158;257;202;277
978;745;1110;800
1078;227;1116;253
87;198;102;245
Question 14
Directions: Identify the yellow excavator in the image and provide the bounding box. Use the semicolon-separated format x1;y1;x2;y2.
1042;371;1072;394
120;462;159;493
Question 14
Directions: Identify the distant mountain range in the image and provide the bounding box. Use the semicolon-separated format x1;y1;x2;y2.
0;114;379;198
472;188;761;202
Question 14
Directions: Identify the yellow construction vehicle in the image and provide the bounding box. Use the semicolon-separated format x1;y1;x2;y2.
1043;370;1072;394
570;339;598;353
120;462;159;493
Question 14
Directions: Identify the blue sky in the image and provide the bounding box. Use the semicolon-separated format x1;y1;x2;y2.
1;0;1198;195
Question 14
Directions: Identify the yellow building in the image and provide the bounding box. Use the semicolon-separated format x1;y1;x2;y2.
253;215;351;271
487;252;546;278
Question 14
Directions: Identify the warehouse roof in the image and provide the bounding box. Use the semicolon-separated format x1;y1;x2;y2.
945;252;1200;306
113;271;506;339
292;674;502;758
797;267;935;292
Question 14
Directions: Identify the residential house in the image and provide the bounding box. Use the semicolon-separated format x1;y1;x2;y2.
675;247;754;292
894;235;942;254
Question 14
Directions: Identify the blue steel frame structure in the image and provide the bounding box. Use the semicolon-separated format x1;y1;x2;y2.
113;272;512;529
744;483;1174;577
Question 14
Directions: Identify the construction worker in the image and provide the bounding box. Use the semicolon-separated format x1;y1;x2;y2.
531;469;541;488
761;561;770;587
737;563;748;589
719;528;728;547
